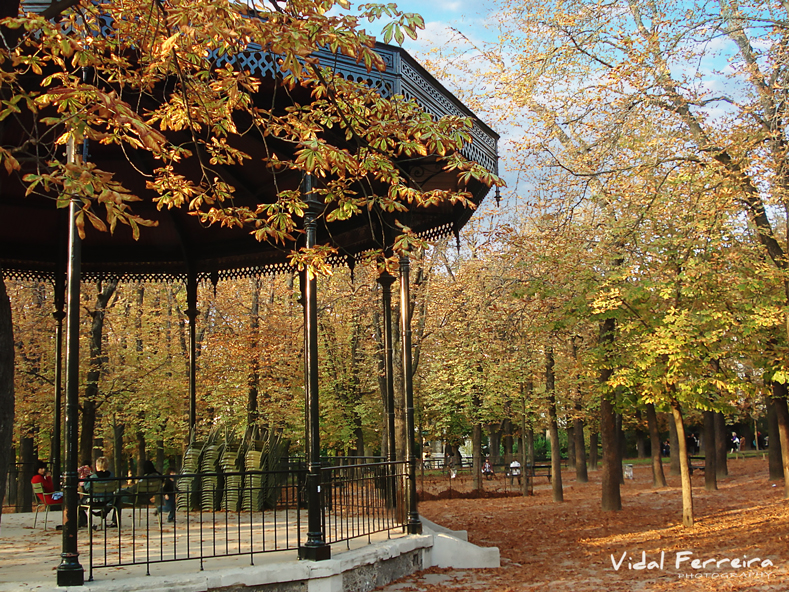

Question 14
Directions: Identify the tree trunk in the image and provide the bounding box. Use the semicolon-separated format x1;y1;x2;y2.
488;424;502;466
393;311;406;462
79;277;118;463
6;446;17;509
16;437;34;513
353;424;364;458
589;431;599;471
599;318;620;510
545;346;563;502
671;401;694;527
646;403;666;488
79;397;96;467
669;413;680;475
574;414;588;483
0;276;14;516
710;359;728;478
502;417;513;463
601;396;621;510
566;425;576;470
520;400;530;496
703;410;717;491
136;429;147;475
616;413;625;485
773;395;789;499
247;277;260;424
568;339;586;482
112;421;125;478
635;409;647;459
472;421;482;491
714;411;729;479
767;390;784;481
371;305;390;460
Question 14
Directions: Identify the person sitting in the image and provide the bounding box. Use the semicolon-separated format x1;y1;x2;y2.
31;460;62;505
83;456;118;527
141;459;161;477
78;460;93;485
482;458;494;480
31;460;83;529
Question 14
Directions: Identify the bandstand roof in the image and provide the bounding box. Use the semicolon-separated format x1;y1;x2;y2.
1;11;499;283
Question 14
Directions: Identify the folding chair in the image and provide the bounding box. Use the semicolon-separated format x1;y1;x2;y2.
79;481;119;530
132;478;162;526
32;482;62;530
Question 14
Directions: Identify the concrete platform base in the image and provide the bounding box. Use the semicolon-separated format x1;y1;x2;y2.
0;513;498;592
420;517;500;570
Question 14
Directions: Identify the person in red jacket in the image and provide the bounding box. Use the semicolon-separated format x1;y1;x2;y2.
31;460;63;504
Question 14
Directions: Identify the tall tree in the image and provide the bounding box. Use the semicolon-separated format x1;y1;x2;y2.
79;277;118;463
545;344;564;502
646;403;666;488
0;277;14;515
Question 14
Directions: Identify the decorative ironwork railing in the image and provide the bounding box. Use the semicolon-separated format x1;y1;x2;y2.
77;461;407;580
18;2;499;175
211;43;499;175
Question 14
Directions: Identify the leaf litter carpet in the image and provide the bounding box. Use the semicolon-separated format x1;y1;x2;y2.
378;457;789;591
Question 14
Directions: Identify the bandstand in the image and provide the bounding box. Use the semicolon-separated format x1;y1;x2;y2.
0;2;499;587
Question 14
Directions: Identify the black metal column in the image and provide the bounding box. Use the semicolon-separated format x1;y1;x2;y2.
377;271;397;464
377;271;397;509
399;256;421;534
57;135;84;586
186;271;198;431
51;268;65;488
299;174;330;561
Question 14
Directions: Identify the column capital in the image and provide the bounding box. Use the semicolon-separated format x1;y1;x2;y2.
302;173;324;221
376;270;396;289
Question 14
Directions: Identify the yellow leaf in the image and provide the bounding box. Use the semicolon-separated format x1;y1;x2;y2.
159;33;180;58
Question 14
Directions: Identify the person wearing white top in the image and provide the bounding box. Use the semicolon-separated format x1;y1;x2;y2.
509;459;521;485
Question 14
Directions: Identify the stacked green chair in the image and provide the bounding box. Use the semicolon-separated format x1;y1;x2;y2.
177;435;204;512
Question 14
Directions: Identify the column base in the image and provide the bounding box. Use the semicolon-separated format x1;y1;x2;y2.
56;561;84;587
299;544;332;561
406;520;422;535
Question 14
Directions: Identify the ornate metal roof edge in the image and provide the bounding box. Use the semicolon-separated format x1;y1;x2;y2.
386;44;499;142
1;219;460;285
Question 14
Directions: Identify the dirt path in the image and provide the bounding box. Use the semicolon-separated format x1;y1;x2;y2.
379;457;789;591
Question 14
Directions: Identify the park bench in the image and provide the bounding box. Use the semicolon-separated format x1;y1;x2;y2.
689;455;706;474
529;463;552;482
493;461;555;482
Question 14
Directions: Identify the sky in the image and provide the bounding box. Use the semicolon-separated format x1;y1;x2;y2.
353;0;521;209
356;0;498;54
351;0;747;225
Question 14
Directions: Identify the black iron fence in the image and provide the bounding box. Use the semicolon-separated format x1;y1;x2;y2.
77;460;407;580
322;460;407;546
